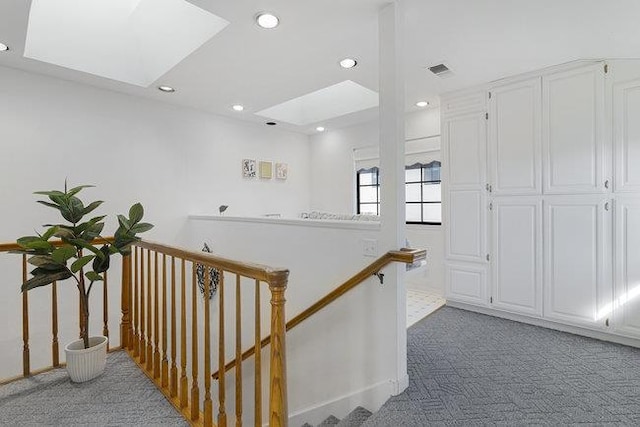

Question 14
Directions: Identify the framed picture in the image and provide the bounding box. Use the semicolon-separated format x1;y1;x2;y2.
242;159;256;178
259;161;273;179
276;162;288;180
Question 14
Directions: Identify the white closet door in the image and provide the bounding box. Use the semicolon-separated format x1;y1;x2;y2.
489;78;542;195
613;198;640;337
443;112;486;191
491;197;542;316
446;262;487;306
544;196;612;328
614;79;640;193
446;190;485;262
543;64;606;194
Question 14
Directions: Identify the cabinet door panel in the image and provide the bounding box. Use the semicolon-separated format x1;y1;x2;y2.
446;190;485;262
543;65;606;194
492;198;542;315
544;196;611;328
446;263;487;306
444;112;486;190
489;78;542;195
614;198;640;336
614;80;640;192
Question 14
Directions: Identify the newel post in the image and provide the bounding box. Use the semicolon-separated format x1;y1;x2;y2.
268;270;289;427
120;253;132;350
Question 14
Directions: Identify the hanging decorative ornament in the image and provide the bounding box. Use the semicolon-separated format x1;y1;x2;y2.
196;243;220;300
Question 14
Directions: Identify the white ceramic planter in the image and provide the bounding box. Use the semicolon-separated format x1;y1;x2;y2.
64;335;108;383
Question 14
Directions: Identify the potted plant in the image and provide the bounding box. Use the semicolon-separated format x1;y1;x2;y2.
13;183;153;382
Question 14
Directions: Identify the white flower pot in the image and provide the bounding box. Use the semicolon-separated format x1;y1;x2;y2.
64;335;108;383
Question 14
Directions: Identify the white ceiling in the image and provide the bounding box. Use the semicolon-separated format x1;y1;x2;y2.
1;0;640;134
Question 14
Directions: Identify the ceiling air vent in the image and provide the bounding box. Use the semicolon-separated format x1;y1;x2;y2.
428;63;451;76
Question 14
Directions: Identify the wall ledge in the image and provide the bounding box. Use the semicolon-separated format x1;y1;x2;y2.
189;214;381;231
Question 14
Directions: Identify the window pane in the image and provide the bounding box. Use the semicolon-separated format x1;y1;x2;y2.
360;203;378;215
405;168;421;182
423;203;442;223
406;183;422;202
359;172;376;185
423;183;441;202
406;203;421;222
424;165;441;182
359;186;378;203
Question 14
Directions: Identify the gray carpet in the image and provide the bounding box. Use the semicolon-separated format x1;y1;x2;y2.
0;351;187;426
364;306;640;426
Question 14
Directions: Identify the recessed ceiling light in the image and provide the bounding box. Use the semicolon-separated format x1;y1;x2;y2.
232;104;244;112
266;121;277;126
256;12;279;29
416;101;429;108
316;126;325;132
339;58;358;69
158;85;176;93
0;43;9;52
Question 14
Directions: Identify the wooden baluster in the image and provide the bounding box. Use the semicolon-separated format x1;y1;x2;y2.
146;249;153;371
52;281;59;367
139;249;146;363
203;267;213;427
218;273;227;427
133;248;140;357
161;254;169;388
154;252;160;379
254;280;262;427
22;254;30;377
170;256;178;398
180;259;188;408
191;263;200;421
235;275;243;427
269;276;289;427
103;271;109;350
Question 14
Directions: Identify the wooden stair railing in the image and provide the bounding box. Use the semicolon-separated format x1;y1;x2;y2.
212;248;426;381
0;238;290;427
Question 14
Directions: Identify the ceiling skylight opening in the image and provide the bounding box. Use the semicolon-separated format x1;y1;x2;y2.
416;101;429;108
0;43;9;52
339;58;358;69
232;104;245;111
158;85;176;93
256;12;279;29
316;126;325;132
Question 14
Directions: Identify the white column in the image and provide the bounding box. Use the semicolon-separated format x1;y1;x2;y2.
379;1;407;393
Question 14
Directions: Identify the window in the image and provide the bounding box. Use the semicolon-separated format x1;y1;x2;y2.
356;167;380;215
356;161;442;225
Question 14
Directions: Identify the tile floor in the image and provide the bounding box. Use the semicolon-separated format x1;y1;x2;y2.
406;288;445;327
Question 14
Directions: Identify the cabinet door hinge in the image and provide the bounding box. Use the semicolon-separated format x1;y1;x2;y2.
485;112;489;120
604;63;609;74
605;318;610;327
489;202;493;211
488;92;492;99
486;254;490;262
490;296;493;304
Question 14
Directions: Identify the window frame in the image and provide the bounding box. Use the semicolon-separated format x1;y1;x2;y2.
356;166;380;215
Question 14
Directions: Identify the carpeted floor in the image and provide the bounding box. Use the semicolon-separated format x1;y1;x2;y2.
364;306;640;426
0;351;187;426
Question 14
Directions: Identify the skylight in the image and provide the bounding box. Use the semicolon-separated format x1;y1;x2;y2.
24;0;229;87
256;80;379;126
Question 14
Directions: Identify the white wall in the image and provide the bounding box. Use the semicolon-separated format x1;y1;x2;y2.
309;108;445;294
0;66;311;378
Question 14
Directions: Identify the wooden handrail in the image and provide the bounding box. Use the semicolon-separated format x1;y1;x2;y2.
0;237;113;253
212;247;426;380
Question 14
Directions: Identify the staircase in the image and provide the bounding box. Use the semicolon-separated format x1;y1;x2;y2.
301;406;373;427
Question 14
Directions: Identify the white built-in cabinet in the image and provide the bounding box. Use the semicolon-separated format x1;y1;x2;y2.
444;60;640;344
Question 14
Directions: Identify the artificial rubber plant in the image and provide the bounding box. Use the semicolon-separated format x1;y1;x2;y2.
13;183;153;349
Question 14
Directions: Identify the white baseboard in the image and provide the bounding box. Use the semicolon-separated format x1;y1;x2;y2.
287;377;406;426
447;300;640;349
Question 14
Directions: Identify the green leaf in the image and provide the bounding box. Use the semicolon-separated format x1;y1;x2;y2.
71;255;95;273
70;239;104;259
51;245;77;264
54;227;76;240
28;255;63;270
131;222;154;234
85;271;103;282
82;200;103;216
129;203;144;225
66;196;85;223
117;214;131;230
36;200;62;211
80;222;104;241
33;190;65;197
41;226;59;241
22;270;73;292
66;185;94;197
17;236;42;247
92;246;111;273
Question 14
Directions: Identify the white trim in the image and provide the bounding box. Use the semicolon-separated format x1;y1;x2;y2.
188;214;381;231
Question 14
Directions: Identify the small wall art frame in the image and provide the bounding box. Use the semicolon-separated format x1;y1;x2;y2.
259;161;273;179
242;159;256;178
275;162;288;180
